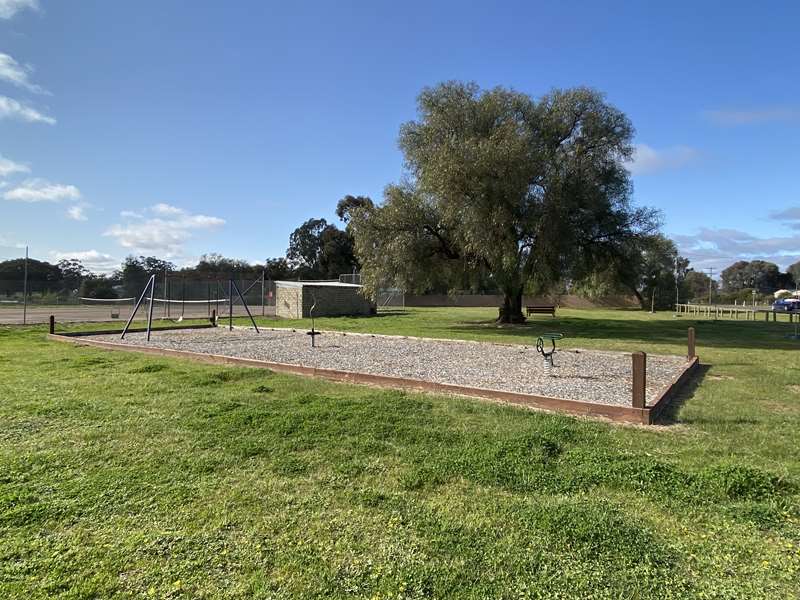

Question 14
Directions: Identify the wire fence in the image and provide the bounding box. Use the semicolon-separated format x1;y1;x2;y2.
0;273;277;325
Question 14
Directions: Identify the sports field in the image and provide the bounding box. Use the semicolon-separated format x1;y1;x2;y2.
1;308;799;598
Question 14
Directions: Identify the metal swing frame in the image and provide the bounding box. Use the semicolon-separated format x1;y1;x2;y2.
121;275;259;342
121;274;157;341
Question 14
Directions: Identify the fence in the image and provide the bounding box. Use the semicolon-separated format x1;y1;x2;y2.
0;271;277;325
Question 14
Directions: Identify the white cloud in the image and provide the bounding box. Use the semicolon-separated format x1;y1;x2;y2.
0;0;38;19
49;249;118;274
3;178;81;202
674;227;800;272
0;52;48;94
0;154;30;177
705;108;800;126
120;210;143;219
0;95;55;124
151;203;185;216
625;144;699;175
104;204;225;257
66;204;88;221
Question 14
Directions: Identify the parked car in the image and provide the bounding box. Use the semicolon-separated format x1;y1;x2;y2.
772;298;800;312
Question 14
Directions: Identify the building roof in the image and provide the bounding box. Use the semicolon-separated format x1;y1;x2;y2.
274;280;363;289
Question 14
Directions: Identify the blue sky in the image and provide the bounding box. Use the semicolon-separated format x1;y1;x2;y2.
1;0;799;274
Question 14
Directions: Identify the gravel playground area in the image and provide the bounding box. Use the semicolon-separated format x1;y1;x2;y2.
89;327;690;408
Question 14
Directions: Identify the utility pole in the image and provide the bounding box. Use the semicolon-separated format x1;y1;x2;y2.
22;245;28;325
705;267;714;306
674;256;680;314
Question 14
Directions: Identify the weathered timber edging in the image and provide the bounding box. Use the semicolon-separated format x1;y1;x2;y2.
48;328;700;425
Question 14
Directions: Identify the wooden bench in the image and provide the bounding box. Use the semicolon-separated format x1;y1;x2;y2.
526;305;556;318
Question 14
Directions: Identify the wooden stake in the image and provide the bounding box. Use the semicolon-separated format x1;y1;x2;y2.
632;352;646;408
687;327;696;359
49;315;55;335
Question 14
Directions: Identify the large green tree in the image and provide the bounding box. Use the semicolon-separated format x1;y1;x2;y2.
118;256;176;297
350;82;657;322
572;234;688;309
787;260;800;288
287;218;357;279
56;259;88;294
683;270;716;302
721;260;781;294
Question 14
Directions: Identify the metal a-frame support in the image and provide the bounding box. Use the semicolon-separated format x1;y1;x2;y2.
121;274;156;341
228;278;259;333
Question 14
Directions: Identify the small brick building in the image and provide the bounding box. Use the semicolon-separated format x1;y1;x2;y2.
274;281;376;319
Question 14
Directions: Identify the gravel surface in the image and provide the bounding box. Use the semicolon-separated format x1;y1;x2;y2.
91;327;689;407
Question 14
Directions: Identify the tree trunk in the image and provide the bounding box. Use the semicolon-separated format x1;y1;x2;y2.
631;288;646;310
497;287;526;323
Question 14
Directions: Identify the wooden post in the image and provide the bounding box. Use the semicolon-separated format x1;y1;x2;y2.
687;327;696;359
632;352;647;408
49;315;55;334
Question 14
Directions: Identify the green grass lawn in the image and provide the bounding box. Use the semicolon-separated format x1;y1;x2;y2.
1;308;799;598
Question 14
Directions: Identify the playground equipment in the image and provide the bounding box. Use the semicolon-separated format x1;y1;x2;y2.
121;276;259;340
536;332;564;376
307;292;322;347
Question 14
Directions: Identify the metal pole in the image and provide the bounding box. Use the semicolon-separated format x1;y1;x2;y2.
122;274;155;339
261;269;265;316
229;279;233;331
22;245;28;325
675;257;680;314
232;279;259;333
164;269;169;319
146;276;155;341
706;267;714;306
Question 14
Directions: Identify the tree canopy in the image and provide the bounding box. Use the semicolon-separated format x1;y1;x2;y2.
287;218;357;280
349;82;658;321
786;261;800;289
721;260;783;294
572;234;688;309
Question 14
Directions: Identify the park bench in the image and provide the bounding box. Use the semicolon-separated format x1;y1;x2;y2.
536;332;564;374
526;305;556;318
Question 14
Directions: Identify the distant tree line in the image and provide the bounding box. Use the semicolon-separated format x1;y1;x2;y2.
0;206;363;300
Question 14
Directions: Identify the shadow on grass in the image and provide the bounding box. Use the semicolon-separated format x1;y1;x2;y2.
449;316;799;351
655;363;710;426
